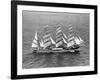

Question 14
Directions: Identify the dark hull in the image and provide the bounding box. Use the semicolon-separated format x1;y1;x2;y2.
32;48;80;54
67;45;80;50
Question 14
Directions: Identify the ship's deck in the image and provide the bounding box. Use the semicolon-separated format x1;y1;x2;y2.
33;49;81;53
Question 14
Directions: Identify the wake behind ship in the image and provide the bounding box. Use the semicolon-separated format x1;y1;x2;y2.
31;25;85;54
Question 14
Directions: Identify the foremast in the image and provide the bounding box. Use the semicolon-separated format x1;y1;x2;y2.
42;25;55;49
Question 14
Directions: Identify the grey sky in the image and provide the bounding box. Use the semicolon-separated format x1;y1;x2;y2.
22;10;89;42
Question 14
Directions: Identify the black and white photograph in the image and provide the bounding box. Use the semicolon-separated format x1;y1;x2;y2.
11;1;97;79
22;11;89;69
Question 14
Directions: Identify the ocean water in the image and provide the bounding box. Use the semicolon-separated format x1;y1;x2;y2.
22;47;89;69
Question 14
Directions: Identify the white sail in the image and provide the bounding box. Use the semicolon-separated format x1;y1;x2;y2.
63;33;67;39
74;37;80;44
56;29;62;35
32;39;37;44
56;41;63;47
56;26;68;48
79;36;84;43
43;37;51;43
43;41;51;49
56;26;63;47
43;34;51;39
40;39;44;47
56;37;62;42
56;26;61;31
43;37;56;49
67;40;74;47
68;36;75;42
68;27;73;32
74;36;84;45
50;37;56;44
56;38;63;48
56;33;62;38
32;32;38;48
42;26;53;49
69;26;73;30
62;37;67;44
43;35;52;48
67;33;73;38
34;32;38;40
32;42;38;48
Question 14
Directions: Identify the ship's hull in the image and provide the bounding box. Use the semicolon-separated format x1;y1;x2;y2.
32;48;80;54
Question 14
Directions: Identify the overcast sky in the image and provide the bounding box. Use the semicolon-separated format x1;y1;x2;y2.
22;10;89;41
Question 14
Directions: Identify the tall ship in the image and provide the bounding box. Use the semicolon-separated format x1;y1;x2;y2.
31;25;84;53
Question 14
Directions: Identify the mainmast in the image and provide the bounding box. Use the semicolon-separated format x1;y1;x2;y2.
55;26;67;48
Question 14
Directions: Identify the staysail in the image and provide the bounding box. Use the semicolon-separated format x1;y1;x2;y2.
32;32;39;48
79;36;84;43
